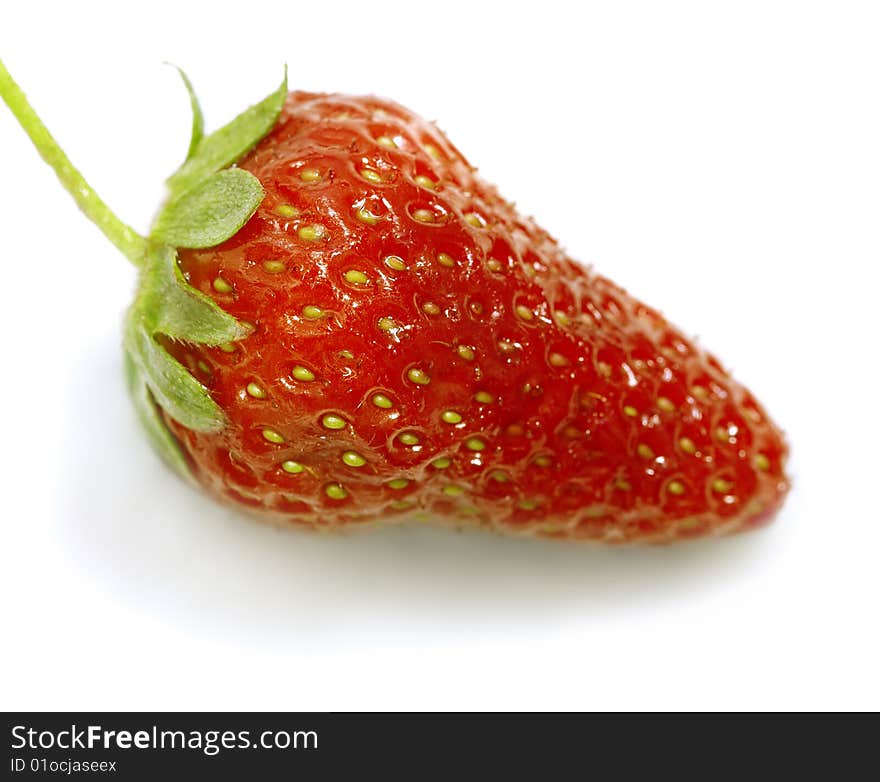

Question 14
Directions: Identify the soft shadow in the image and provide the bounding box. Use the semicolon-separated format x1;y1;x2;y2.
59;338;777;647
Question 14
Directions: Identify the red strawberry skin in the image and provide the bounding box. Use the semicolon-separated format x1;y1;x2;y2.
161;91;789;543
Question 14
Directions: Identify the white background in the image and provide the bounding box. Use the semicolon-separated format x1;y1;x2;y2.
1;0;878;711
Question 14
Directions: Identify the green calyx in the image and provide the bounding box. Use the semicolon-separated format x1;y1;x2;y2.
0;59;288;478
129;67;286;474
153;168;265;248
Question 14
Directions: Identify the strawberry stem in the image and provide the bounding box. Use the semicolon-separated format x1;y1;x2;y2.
0;58;147;267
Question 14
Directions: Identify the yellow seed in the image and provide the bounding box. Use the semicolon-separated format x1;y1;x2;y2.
443;484;465;497
262;428;285;444
371;393;393;409
407;368;431;385
292;365;315;382
212;277;232;293
436;253;455;268
441;410;462;425
339;350;355;360
431;457;451;469
474;391;494;404
465;211;486;228
414;174;436;190
387;478;410;490
246;382;266;399
532;455;552;468
299;168;321;182
342;451;367;467
218;342;236;353
325;483;348;500
623;405;638;418
657;397;675;412
637;443;655;460
691;386;709;400
489;470;509;482
456;345;475;361
302;305;325;320
384;255;406;271
321;414;347;430
344;269;369;285
275;204;299;217
515;304;534;321
391;500;416;511
298;224;325;241
197;360;211;374
755;453;771;471
486;258;503;273
679;437;697;454
262;260;286;274
281;460;304;474
518;499;539;510
548;352;569;367
615;480;632;492
465;437;486;451
412;208;435;223
712;478;734;494
422;302;441;315
553;311;570;326
360;168;383;183
398;432;420;446
424;143;441;159
377;316;397;332
377;135;398;148
667;480;686;496
356;207;382;225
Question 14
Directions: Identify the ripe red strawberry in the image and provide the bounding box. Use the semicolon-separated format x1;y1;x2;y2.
0;62;789;543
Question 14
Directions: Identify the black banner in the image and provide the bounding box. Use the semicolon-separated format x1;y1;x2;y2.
3;712;875;777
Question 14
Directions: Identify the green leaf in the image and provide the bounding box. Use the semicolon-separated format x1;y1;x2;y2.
124;241;250;439
170;64;204;161
166;67;287;194
124;351;195;481
141;243;251;345
152;168;264;249
126;320;227;433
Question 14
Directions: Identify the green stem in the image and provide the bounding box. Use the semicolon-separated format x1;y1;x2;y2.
0;58;147;267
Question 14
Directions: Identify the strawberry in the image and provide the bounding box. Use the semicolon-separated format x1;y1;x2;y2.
0;61;789;543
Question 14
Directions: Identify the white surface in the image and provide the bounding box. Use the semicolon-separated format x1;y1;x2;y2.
1;0;878;711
